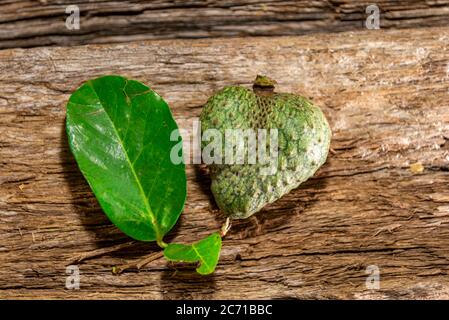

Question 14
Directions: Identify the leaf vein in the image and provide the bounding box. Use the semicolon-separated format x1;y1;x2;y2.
86;80;160;239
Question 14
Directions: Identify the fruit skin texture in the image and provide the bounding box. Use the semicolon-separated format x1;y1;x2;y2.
200;77;332;219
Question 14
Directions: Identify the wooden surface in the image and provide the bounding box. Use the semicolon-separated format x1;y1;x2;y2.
1;0;449;48
1;27;449;299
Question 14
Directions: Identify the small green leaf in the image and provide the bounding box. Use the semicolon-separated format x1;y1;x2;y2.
164;233;222;275
66;75;186;242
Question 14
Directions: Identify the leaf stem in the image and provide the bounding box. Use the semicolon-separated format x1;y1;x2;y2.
157;238;168;248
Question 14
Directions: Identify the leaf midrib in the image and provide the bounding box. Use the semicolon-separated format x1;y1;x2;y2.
87;80;161;240
192;244;211;271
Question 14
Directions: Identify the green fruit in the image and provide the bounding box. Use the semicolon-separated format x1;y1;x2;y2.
200;75;331;219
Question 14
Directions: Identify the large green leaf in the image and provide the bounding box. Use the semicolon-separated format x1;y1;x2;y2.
66;75;186;242
164;233;222;275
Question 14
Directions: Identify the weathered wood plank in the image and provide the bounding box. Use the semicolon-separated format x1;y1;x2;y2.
1;0;449;48
0;27;449;299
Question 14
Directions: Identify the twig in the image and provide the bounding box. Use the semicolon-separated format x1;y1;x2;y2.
70;218;231;272
66;241;135;265
112;251;164;274
220;217;232;237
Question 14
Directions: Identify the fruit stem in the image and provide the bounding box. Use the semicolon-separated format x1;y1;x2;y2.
253;75;276;94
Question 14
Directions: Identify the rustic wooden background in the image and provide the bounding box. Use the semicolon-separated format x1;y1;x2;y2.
1;0;449;48
1;1;449;300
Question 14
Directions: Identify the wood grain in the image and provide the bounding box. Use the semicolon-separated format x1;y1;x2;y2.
1;0;449;49
1;27;449;299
